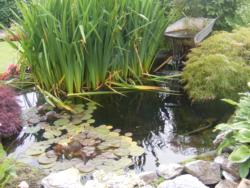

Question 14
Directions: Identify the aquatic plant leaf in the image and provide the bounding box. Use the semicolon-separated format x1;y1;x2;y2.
75;163;95;173
54;118;70;126
86;119;95;124
71;118;83;125
124;132;133;137
38;154;57;165
26;147;46;156
114;148;130;157
129;146;145;157
24;126;41;134
43;129;61;139
81;114;92;121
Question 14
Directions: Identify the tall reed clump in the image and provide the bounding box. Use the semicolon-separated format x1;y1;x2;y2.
14;0;168;96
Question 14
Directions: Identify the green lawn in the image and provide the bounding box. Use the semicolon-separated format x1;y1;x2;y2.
0;41;18;73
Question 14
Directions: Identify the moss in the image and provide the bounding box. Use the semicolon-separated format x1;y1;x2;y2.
183;27;250;102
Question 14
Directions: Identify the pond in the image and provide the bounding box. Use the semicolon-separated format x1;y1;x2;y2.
2;88;233;173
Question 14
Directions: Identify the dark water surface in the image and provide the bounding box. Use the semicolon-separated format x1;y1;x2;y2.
4;90;233;172
92;92;233;171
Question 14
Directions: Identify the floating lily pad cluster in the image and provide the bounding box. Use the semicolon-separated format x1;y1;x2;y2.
19;102;144;174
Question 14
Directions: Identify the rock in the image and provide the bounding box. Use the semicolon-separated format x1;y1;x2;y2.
41;168;84;188
222;170;240;182
45;111;59;121
214;155;239;178
157;174;208;188
237;179;250;188
184;160;221;185
84;180;105;188
139;171;158;184
215;180;238;188
87;170;145;188
142;185;155;188
18;181;29;188
156;163;184;179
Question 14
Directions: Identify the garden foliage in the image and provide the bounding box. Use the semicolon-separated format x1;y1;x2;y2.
215;91;250;178
0;0;18;26
15;0;170;96
0;86;22;137
182;27;250;101
170;0;250;30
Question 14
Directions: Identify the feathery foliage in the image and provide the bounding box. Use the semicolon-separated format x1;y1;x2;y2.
14;0;171;97
182;27;250;101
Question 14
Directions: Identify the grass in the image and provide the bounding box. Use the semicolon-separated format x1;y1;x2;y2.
0;41;18;73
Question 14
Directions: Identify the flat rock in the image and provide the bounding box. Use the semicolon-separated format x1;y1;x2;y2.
41;168;84;188
157;163;184;179
157;174;208;188
184;160;221;185
215;180;238;188
222;170;240;182
238;179;250;188
214;155;239;178
139;171;158;184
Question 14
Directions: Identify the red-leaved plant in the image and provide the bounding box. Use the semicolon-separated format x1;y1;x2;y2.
0;86;22;138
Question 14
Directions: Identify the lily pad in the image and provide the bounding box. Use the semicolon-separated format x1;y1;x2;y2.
82;114;93;121
25;126;41;134
124;132;133;137
113;148;130;157
38;154;57;165
26;147;46;156
87;118;95;124
75;162;95;173
54;118;70;126
129;146;144;157
43;129;62;139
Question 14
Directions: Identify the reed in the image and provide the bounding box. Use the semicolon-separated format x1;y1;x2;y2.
15;0;170;96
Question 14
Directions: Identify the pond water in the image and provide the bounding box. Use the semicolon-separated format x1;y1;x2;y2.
3;89;233;173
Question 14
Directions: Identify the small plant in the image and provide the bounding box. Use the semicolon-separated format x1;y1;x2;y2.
0;86;22;138
0;144;15;188
215;90;250;178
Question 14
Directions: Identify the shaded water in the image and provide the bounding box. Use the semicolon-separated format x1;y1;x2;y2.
4;90;233;172
92;92;232;171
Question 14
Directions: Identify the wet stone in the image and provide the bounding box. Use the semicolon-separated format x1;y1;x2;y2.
184;160;221;185
157;163;184;180
139;171;158;184
158;174;208;188
215;180;238;188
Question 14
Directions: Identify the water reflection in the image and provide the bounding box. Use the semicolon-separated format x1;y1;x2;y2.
6;91;233;172
93;92;233;171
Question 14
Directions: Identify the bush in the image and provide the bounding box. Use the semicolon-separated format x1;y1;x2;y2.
215;91;250;178
16;0;169;95
169;0;250;30
183;54;250;101
0;0;18;26
182;27;250;102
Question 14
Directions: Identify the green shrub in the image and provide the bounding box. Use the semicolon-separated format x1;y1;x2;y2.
16;0;169;95
169;0;250;30
182;27;250;101
183;54;250;101
0;0;19;26
215;91;250;178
